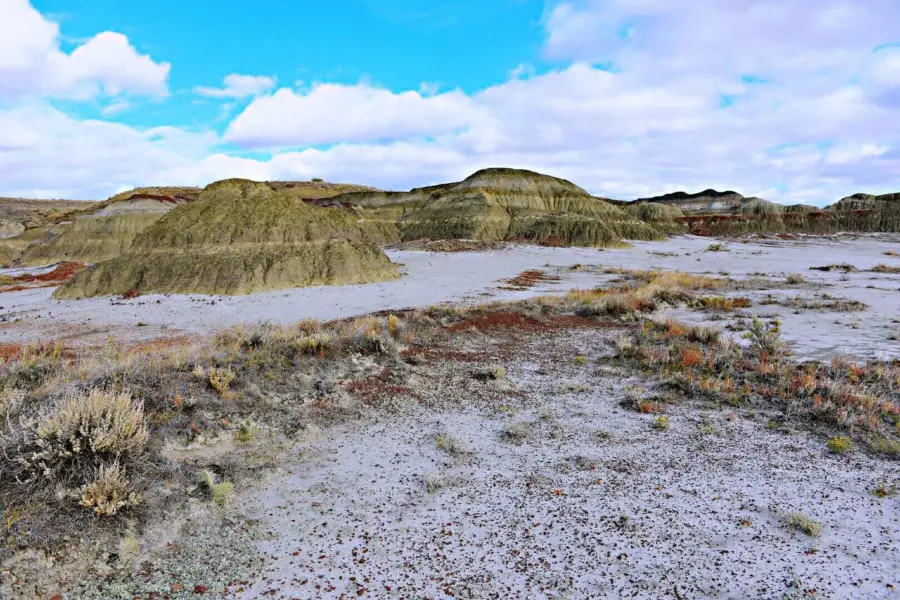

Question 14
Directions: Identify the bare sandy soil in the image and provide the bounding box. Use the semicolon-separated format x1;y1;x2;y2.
234;326;899;599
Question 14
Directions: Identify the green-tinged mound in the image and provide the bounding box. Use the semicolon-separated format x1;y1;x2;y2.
622;202;688;234
328;168;666;247
55;180;399;298
737;199;784;216
16;188;200;267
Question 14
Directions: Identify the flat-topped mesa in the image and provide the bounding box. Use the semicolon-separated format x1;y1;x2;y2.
328;167;665;247
54;179;399;298
636;189;762;214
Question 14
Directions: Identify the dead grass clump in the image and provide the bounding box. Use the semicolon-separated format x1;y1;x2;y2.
809;263;857;272
785;273;807;284
783;512;822;537
620;387;666;414
79;461;142;517
651;415;670;430
207;366;236;396
435;433;469;456
780;294;868;312
871;263;900;274
705;243;728;252
694;296;752;311
500;421;532;444
292;333;333;355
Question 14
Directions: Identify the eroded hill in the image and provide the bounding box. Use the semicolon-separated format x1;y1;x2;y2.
55;179;400;298
324;168;668;247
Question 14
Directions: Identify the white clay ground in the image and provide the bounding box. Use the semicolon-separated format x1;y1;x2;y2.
232;327;900;600
0;234;896;362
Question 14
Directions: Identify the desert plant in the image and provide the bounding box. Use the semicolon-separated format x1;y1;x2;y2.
292;333;333;355
203;470;233;506
871;264;900;274
705;243;728;252
827;435;853;454
208;366;236;396
79;461;142;516
573;355;588;366
742;318;790;362
435;433;468;455
652;415;670;430
873;480;898;498
234;420;259;443
500;421;532;444
786;273;807;284
26;389;148;483
784;512;822;537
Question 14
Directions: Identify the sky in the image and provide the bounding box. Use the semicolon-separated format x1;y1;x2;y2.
1;0;899;205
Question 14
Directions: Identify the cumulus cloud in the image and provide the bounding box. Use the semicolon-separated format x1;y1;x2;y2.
4;0;900;206
194;73;277;99
0;104;214;198
225;83;485;147
0;0;169;99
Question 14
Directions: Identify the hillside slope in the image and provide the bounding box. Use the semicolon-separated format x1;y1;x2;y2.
328;168;666;247
56;179;400;298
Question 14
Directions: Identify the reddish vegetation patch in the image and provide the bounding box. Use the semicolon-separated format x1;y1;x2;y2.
343;368;415;404
121;288;141;300
0;343;23;362
12;262;85;284
400;347;485;363
0;262;86;293
500;270;561;290
446;311;618;333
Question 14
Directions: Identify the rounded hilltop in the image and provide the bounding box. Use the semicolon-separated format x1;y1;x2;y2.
55;179;400;298
326;166;666;247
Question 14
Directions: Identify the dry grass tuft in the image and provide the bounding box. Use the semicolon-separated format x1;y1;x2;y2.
207;366;236;396
871;263;900;274
79;461;142;517
784;512;822;537
500;421;532;444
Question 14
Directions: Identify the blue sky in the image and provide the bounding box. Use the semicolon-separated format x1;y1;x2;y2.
2;0;900;204
36;0;549;130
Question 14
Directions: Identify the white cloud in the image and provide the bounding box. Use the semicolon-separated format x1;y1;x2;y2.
0;0;169;99
194;73;277;99
225;83;485;147
0;104;214;199
4;0;900;206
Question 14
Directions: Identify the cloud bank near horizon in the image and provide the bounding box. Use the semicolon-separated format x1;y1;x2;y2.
1;0;899;205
